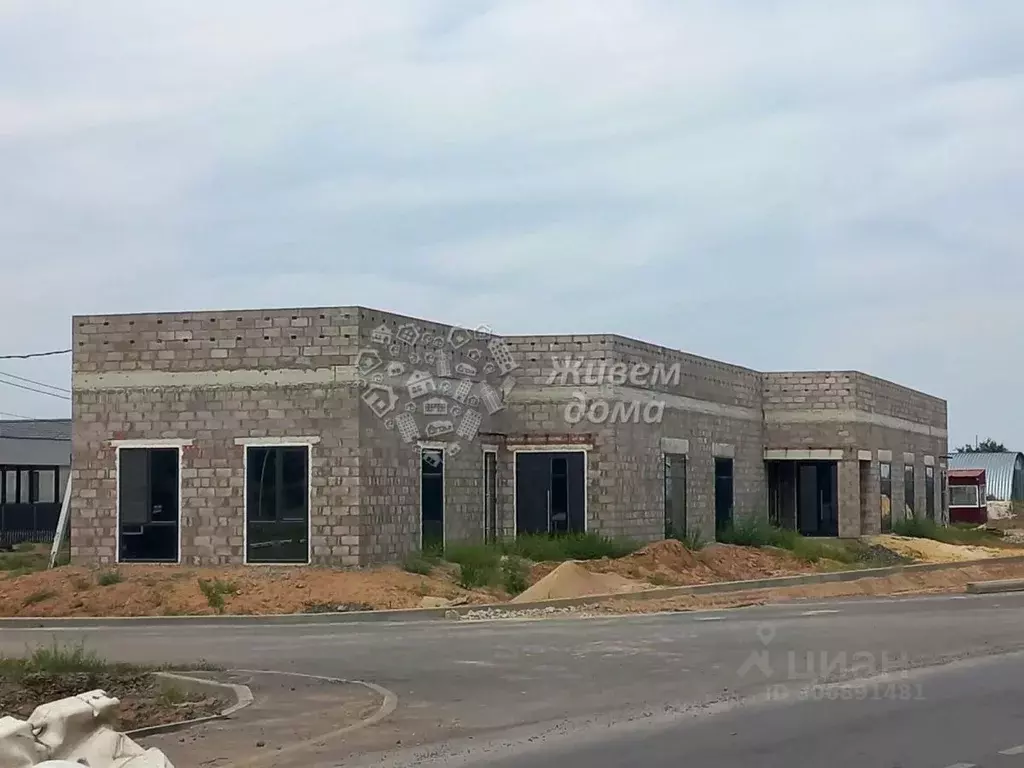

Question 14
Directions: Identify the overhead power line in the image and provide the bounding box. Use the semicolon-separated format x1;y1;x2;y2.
0;348;72;360
0;369;70;394
0;410;36;420
0;378;71;401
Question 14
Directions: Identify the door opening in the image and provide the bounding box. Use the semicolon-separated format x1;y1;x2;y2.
245;445;310;563
483;450;498;542
664;454;687;539
766;460;838;537
118;447;179;563
714;458;734;534
880;462;892;532
515;451;585;536
925;465;935;521
421;448;445;551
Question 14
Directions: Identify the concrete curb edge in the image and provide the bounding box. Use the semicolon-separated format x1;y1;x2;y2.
125;671;255;738
4;554;1024;628
965;577;1024;595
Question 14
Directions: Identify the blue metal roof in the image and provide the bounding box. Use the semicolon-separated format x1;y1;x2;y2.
948;452;1024;501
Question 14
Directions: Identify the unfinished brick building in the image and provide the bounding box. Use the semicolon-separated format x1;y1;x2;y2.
70;306;948;566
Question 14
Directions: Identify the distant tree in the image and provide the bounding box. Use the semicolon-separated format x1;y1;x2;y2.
955;438;1007;453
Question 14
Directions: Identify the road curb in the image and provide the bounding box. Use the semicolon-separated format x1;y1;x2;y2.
965;578;1024;595
3;554;1024;628
126;671;254;737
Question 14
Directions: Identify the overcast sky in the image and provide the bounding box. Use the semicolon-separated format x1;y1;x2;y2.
1;1;1021;449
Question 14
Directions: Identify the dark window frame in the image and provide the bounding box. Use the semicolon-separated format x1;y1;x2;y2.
421;447;445;551
483;450;498;543
904;462;916;518
925;465;935;520
244;444;311;565
116;446;181;564
664;453;687;539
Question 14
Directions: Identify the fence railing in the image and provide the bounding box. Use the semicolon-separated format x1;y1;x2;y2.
0;502;60;548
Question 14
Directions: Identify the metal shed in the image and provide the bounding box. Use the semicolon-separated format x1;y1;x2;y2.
948;452;1024;502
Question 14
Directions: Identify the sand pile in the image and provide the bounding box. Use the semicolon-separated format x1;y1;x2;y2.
511;561;649;603
866;535;1004;563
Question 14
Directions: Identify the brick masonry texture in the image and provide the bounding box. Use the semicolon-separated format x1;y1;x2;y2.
70;306;950;566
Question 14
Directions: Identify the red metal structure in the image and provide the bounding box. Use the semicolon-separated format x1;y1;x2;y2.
948;468;987;524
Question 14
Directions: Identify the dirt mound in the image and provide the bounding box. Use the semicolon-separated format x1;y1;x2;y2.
586;539;719;586
866;535;1003;563
697;544;818;581
0;564;492;618
511;561;648;603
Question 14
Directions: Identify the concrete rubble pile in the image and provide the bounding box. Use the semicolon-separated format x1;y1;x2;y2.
0;689;174;768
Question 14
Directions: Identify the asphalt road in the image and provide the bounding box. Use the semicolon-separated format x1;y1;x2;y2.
5;591;1024;766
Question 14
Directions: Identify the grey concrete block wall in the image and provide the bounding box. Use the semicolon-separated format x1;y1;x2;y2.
71;307;365;565
70;305;950;567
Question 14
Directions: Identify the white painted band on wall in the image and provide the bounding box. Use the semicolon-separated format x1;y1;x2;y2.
877;450;893;462
417;441;448;450
765;408;946;438
924;455;935;466
506;444;593;452
712;443;735;458
109;438;194;448
764;448;844;461
233;436;321;446
858;450;873;461
660;437;690;455
74;366;357;390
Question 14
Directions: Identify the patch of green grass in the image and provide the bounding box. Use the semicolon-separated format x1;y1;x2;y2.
893;516;1001;546
501;555;530;595
667;529;706;551
97;569;122;587
402;551;436;576
717;520;859;564
441;533;639;589
157;684;190;706
21;589;56;607
197;578;238;614
0;641;110;681
503;532;638;562
0;546;48;574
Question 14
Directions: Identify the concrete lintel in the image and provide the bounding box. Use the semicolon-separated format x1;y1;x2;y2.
74;366;356;391
764;408;946;439
508;444;593;452
480;444;499;452
660;437;689;455
877;450;893;462
712;442;735;458
233;436;321;446
903;452;916;463
110;438;193;448
764;448;844;461
924;455;935;466
857;450;873;461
